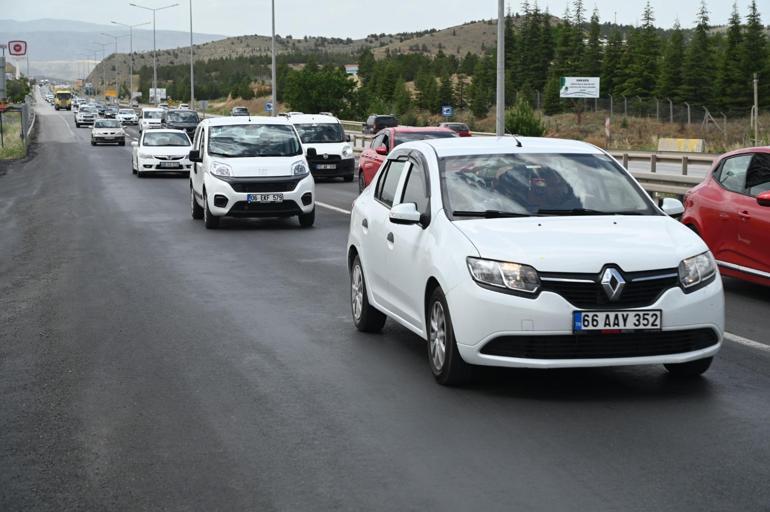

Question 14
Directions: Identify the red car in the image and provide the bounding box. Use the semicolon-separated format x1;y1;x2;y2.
357;126;457;191
682;147;770;286
439;122;472;137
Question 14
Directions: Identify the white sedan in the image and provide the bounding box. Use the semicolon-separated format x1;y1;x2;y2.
117;108;138;125
131;129;192;177
91;119;126;146
347;137;724;385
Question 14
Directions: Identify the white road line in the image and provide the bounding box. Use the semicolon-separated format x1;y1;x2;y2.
59;114;75;138
725;332;770;353
316;201;351;215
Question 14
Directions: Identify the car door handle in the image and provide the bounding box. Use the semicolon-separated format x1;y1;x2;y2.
738;210;751;219
362;218;368;228
386;232;394;243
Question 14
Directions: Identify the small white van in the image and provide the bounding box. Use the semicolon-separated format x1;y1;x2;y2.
289;114;354;182
139;107;165;132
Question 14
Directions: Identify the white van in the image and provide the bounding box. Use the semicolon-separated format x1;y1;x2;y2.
188;116;316;229
139;107;165;132
289;114;354;182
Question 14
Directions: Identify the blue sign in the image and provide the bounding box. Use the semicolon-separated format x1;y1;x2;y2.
265;102;273;113
441;105;454;118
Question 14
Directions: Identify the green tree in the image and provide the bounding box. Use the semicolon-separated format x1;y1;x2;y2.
657;20;686;101
581;9;602;77
717;3;747;109
618;2;659;97
505;95;546;136
438;74;455;109
392;78;412;115
741;0;769;105
602;28;624;95
681;1;716;105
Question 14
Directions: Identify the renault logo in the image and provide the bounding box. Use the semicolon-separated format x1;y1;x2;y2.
601;268;626;301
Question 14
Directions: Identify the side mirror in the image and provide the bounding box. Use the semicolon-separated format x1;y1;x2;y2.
189;150;202;163
376;145;388;156
345;133;351;142
661;197;684;217
131;141;138;148
389;203;421;225
306;147;317;158
757;191;770;207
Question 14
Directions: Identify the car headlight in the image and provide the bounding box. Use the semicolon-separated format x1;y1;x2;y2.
342;144;353;158
467;257;540;294
678;251;717;290
210;161;232;177
292;160;309;176
138;152;154;159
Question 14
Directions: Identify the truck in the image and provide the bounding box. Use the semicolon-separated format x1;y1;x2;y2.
54;89;73;111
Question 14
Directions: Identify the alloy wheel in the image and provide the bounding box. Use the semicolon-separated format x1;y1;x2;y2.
429;301;447;371
351;264;364;321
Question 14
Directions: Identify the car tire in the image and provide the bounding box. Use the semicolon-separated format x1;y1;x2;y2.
119;139;125;146
350;256;386;333
203;191;220;229
358;171;366;193
191;184;204;220
298;208;315;228
75;122;80;128
427;287;473;386
343;174;354;183
91;139;96;146
664;357;713;378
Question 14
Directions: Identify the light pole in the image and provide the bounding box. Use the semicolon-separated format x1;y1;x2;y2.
495;0;505;136
271;0;276;117
101;32;129;102
92;42;110;97
111;20;151;103
129;2;179;105
188;0;194;109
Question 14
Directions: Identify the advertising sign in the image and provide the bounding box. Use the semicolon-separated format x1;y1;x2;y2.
8;40;27;57
149;88;167;101
559;77;600;99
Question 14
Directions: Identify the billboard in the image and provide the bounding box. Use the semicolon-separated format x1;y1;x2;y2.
559;77;600;99
8;40;27;57
149;88;167;101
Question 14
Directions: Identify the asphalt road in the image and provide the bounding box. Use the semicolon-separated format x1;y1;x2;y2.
2;103;770;511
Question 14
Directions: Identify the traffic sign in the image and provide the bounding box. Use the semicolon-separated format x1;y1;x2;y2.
559;77;600;99
8;40;27;57
441;105;454;118
265;102;273;113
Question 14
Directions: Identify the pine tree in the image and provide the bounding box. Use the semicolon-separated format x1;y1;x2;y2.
438;74;455;108
618;2;659;97
392;78;412;115
741;0;769;105
657;20;686;102
581;9;602;77
681;1;716;106
717;3;747;109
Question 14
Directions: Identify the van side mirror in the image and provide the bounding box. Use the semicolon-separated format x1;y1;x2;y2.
131;141;138;148
660;197;684;216
345;133;351;142
306;148;317;158
757;191;770;207
188;150;202;163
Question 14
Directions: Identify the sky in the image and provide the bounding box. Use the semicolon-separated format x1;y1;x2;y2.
2;0;763;38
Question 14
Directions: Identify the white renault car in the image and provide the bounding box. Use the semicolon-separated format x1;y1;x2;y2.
91;119;126;146
347;137;724;386
131;129;192;177
139;107;164;132
289;114;355;182
117;108;138;125
189;116;315;229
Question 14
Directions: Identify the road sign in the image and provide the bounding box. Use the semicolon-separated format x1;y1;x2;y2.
265;102;273;113
105;89;117;98
441;105;454;117
559;77;600;99
8;41;27;57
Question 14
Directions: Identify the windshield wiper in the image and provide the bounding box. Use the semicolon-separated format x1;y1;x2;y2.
537;208;646;216
452;210;531;218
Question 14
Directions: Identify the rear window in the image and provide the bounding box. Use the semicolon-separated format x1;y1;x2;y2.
395;131;457;146
375;116;398;127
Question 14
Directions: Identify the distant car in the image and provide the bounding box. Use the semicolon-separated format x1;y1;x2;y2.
290;114;354;181
682;147;770;286
139;107;165;132
131;129;192;177
163;109;200;138
358;126;457;191
439;122;472;137
91;119;126;146
362;114;398;135
94;103;106;116
75;106;97;127
105;106;119;119
231;106;250;116
178;103;190;109
117;108;138;125
158;102;169;110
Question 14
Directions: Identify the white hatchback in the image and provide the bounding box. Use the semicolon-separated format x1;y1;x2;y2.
347;137;724;385
131;129;192;177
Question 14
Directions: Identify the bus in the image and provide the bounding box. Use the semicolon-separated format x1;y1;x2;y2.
54;89;73;111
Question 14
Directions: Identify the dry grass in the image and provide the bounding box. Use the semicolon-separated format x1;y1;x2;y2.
0;113;26;160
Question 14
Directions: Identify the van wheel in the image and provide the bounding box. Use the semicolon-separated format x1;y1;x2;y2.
191;184;204;220
298;208;315;228
350;256;386;333
428;287;473;386
665;357;713;378
203;191;220;229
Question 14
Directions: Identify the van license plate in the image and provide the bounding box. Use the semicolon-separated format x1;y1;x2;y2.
248;193;283;203
573;310;662;332
317;164;336;170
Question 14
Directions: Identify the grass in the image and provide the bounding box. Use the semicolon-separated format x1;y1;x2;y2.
0;112;26;160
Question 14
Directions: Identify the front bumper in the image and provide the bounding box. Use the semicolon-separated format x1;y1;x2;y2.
447;275;724;368
307;157;355;178
204;173;315;218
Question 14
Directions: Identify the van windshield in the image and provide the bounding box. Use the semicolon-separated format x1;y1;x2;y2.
143;111;163;119
208;124;302;158
294;123;345;143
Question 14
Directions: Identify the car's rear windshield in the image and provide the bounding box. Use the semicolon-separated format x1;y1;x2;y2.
294;123;345;143
208;124;302;158
143;111;163;119
441;153;655;217
143;132;190;147
95;120;121;128
168;111;199;123
395;131;457;146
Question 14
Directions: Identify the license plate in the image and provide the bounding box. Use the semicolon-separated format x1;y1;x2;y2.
573;310;662;332
317;164;336;170
159;162;180;168
247;193;283;203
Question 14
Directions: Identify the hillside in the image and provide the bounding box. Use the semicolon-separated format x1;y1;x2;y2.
373;19;501;58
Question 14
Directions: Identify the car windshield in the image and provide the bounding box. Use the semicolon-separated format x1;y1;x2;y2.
294;123;345;143
143;111;163;119
208;124;302;158
119;109;134;115
168;111;199;123
143;132;191;147
95;120;121;128
442;153;655;217
395;131;457;146
80;107;95;113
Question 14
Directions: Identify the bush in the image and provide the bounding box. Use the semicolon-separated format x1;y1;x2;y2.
505;97;546;137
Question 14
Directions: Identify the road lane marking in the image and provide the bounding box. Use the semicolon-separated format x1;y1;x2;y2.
59;114;75;138
316;201;351;215
725;332;770;353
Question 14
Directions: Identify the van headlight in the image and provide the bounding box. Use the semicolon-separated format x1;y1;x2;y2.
467;257;540;294
292;161;309;176
342;144;353;158
210;161;232;177
678;251;717;290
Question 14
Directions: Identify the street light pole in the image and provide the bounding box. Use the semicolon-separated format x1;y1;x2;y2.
271;0;277;117
130;2;179;105
112;20;151;103
189;0;194;109
495;0;505;136
92;42;110;97
101;33;129;101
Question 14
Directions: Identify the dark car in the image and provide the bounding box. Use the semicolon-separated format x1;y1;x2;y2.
164;109;200;137
362;114;398;135
231;106;249;116
439;122;472;137
105;106;119;119
94;103;106;116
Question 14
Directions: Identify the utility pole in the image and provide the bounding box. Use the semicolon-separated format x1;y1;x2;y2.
495;0;505;136
754;73;759;145
112;20;151;103
189;0;194;109
92;42;110;96
101;33;128;101
271;0;277;117
130;2;179;105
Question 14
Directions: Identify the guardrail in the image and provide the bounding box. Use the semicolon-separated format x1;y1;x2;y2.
609;151;716;176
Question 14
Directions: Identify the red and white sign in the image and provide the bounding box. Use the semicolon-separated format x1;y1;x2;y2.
8;40;27;56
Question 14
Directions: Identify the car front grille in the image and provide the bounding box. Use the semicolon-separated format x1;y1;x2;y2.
155;155;185;161
227;200;301;217
540;268;679;309
480;328;719;359
225;177;303;193
308;154;342;164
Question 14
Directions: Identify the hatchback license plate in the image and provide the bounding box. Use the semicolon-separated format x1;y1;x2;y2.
159;162;180;168
247;193;283;203
573;310;662;332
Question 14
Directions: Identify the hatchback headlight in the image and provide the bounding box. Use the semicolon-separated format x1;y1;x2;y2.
292;160;309;176
678;251;717;290
467;257;540;294
210;161;232;177
342;144;353;158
